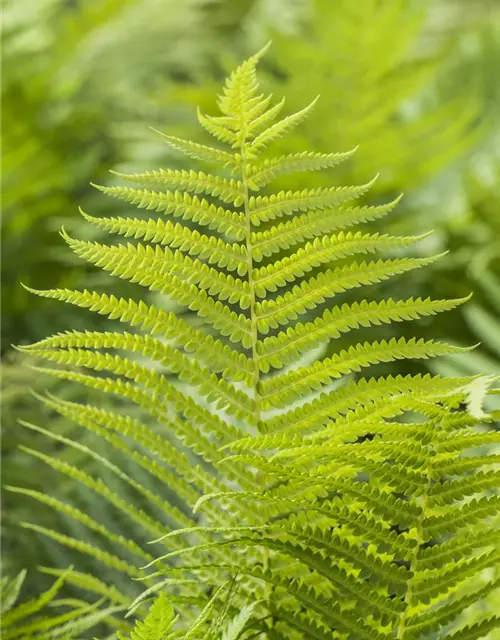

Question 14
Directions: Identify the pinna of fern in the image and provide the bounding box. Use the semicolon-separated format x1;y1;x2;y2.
0;568;125;640
13;44;500;638
119;585;261;640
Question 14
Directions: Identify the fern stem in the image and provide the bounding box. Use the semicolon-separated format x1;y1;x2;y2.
240;131;275;606
240;145;261;428
396;446;433;638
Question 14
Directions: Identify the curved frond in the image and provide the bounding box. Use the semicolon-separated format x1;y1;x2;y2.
257;296;470;372
255;254;443;331
247;148;357;187
152;130;237;169
251;195;402;260
252;231;430;296
81;211;248;274
248;178;376;225
260;338;472;410
111;168;245;205
92;184;246;239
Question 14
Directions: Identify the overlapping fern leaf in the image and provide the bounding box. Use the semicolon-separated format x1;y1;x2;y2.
16;46;500;638
0;569;124;639
119;586;260;640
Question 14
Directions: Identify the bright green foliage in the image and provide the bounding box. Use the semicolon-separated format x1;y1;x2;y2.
262;0;480;194
119;592;177;640
0;569;124;639
120;588;260;640
17;47;500;638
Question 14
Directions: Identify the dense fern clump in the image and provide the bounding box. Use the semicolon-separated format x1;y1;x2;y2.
16;46;500;638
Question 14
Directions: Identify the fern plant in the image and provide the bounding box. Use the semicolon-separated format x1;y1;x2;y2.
0;569;124;639
15;46;500;638
120;587;260;640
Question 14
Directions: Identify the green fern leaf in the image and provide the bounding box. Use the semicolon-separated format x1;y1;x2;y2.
255;254;443;331
252;231;431;297
249;96;320;154
257;296;470;372
91;184;246;238
0;568;125;640
260;338;471;409
250;195;402;260
447;616;500;640
118;592;177;640
248;178;376;225
23;287;253;381
19;46;499;640
81;210;248;274
247;148;357;187
152;131;236;168
111;168;245;205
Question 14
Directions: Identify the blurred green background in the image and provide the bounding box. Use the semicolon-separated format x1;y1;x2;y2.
2;0;500;634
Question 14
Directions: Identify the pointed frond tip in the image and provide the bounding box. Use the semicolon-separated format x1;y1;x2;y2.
150;128;237;168
248;146;360;187
249;95;320;154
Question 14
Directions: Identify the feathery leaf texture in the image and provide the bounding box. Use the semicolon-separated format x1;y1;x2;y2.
1;569;124;639
19;46;499;639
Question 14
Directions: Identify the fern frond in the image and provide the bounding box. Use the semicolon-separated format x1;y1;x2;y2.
18;422;169;540
152;130;237;169
26;349;246;445
5;486;153;564
20;522;141;577
3;598;124;640
249;96;319;154
422;495;500;540
427;470;500;506
250;195;402;260
26;367;232;468
1;572;66;628
24;287;253;381
197;108;240;147
257;296;470;372
217;42;271;127
255;254;443;331
245;97;286;139
436;430;500;454
39;567;131;606
1;568;125;640
252;231;430;296
118;592;177;640
23;334;254;420
92;184;246;238
260;338;470;410
57;236;254;344
62;232;252;308
110;168;245;205
406;577;500;637
446;616;500;640
416;530;500;569
247;148;357;187
81;210;248;274
248;178;376;225
412;549;499;604
32;392;215;512
430;454;500;478
1;571;27;616
19;46;498;640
